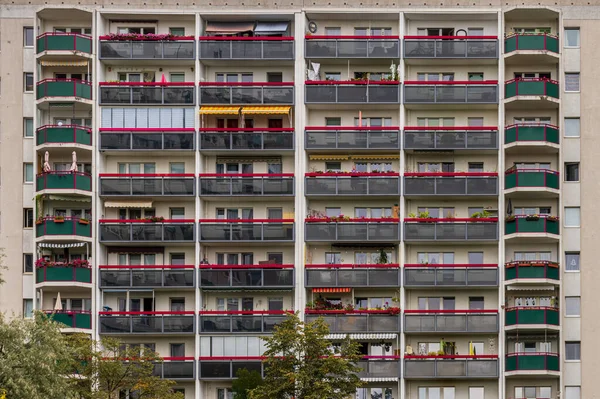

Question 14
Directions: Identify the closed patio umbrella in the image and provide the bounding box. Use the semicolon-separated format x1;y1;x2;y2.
54;292;63;311
507;198;513;216
43;151;51;172
69;151;78;172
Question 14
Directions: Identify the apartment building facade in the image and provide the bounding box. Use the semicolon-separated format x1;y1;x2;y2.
1;1;596;398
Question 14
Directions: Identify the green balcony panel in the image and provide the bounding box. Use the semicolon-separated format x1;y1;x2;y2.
505;170;559;190
504;34;559;54
506;354;560;372
505;264;560;280
36;219;92;238
505;80;559;99
505;125;559;144
49;312;92;329
505;308;559;326
37;126;92;146
505;218;559;235
36;172;92;192
36;34;92;54
37;80;92;100
36;267;91;283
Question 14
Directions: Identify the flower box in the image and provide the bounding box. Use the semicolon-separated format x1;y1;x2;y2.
99;33;194;41
78;218;89;225
54;217;65;223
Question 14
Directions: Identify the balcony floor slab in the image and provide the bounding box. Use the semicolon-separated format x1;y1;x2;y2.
504;142;560;154
504;97;560;110
504;187;560;198
504;233;560;243
503;52;560;65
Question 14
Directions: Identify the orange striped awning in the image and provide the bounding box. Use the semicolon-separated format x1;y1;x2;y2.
241;106;291;115
312;288;351;293
199;106;240;115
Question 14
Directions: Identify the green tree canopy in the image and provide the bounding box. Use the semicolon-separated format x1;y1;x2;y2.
232;368;264;399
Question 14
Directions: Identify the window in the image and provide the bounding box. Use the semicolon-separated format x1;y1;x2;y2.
326;252;341;264
24;73;33;92
565;252;580;271
565;342;581;360
417;162;454;173
170;298;185;311
417;387;455;399
325;162;341;171
418;297;454;310
565;207;581;227
169;73;185;83
565;296;581;316
23;208;33;228
469;297;484;310
468;28;484;35
325;117;341;126
417;72;454;81
24;27;34;46
417;252;454;264
514;252;552;261
23;299;33;318
514;116;552;124
564;118;580;137
417;207;455;219
515;387;551;399
514;27;551;34
118;163;155;174
215;72;253;82
23;254;33;273
565;387;581;399
354;117;392;127
325;27;341;35
268;297;284;311
565;73;580;92
117;27;156;34
24;118;33;138
169;27;185;36
170;207;185;220
354;162;392;173
417;117;454;127
169;162;185;173
267;72;283;83
468;72;484;81
217;388;234;399
170;343;185;357
267;253;283;264
565;28;580;47
468;252;484;264
468;117;484;127
565;162;580;181
324;72;341;81
468;387;484;399
468;162;484;172
170;253;185;265
24;163;33;183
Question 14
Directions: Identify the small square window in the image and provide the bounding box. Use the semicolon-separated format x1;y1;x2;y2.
23;299;33;318
169;73;185;83
23;208;34;228
565;296;581;316
565;162;580;181
169;162;185;173
325;117;341;126
23;254;33;273
565;73;580;92
468;72;484;81
169;27;185;36
565;386;581;399
468;117;484;127
24;27;34;47
564;118;580;137
565;28;580;47
170;207;185;220
565;342;581;360
325;162;341;171
24;118;33;138
469;296;484;310
325;72;341;81
565;252;580;271
468;252;484;264
565;207;581;227
24;163;33;183
24;73;34;92
468;162;484;172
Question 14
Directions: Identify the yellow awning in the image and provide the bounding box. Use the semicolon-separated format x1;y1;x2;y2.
351;155;400;160
40;61;89;67
241;106;291;115
105;200;153;208
200;106;240;115
309;155;349;161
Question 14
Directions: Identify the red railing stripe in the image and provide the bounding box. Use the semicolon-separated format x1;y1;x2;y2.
404;80;498;85
99;219;195;223
305;263;400;269
199;173;293;177
98;82;195;86
305;35;399;40
404;172;497;177
98;173;194;177
199;36;294;41
306;172;398;177
99;128;195;132
198;81;294;86
305;218;399;222
404;309;498;314
199;219;293;223
404;218;498;222
99;311;194;315
404;263;497;268
404;35;497;40
99;265;195;269
199;264;294;269
305;126;400;131
199;127;294;132
404;126;498;131
305;80;399;85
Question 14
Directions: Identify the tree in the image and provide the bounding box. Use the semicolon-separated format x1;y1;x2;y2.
249;313;363;399
232;368;264;399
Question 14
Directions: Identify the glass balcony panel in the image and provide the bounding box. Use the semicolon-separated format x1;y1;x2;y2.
132;134;162;149
132;270;162;286
199;270;230;287
131;179;163;195
404;360;436;377
231;270;262;287
368;269;400;285
306;270;336;286
405;269;436;285
164;133;195;150
162;42;195;58
99;316;131;333
132;225;162;241
164;270;194;287
305;40;337;57
164;316;195;333
200;362;231;378
338;269;368;285
162;362;195;379
100;133;131;149
131;316;162;333
164;224;195;241
263;269;293;286
231;316;263;332
357;360;399;378
200;316;231;332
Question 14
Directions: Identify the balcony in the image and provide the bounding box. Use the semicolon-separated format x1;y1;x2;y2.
36;264;92;284
99;220;196;243
504;78;560;108
99;128;195;151
36;79;92;104
36;217;92;239
504;33;559;60
99;312;196;334
99;174;196;196
404;218;499;242
305;127;400;151
199;82;294;105
505;307;559;328
404;310;499;333
403;173;498;197
505;215;559;239
305;218;400;242
403;36;498;61
404;356;499;379
505;353;560;374
403;264;499;288
403;81;498;108
305;173;400;197
305;264;400;287
154;359;196;380
504;123;559;148
199;128;294;152
199;264;294;289
357;358;400;379
505;168;559;194
44;310;92;330
403;127;498;151
505;261;559;282
36;171;92;193
36;33;92;56
99;266;195;288
304;36;400;59
199;358;263;379
99;82;195;105
99;37;195;60
305;311;400;333
305;81;400;105
199;36;294;60
199;174;294;197
199;311;289;333
199;219;294;242
36;125;92;147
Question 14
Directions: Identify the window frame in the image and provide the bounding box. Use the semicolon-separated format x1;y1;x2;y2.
565;296;581;317
24;118;34;138
24;72;34;92
565;341;581;361
565;252;580;272
24;163;33;183
564;207;581;227
564;162;580;182
23;208;34;228
24;27;34;47
565;73;581;92
564;118;581;137
564;28;580;48
23;253;33;273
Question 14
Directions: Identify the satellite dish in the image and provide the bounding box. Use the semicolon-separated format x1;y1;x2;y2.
308;21;318;34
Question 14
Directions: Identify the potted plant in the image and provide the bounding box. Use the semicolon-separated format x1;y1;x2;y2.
78;217;89;225
547;215;559;222
525;214;540;221
54;216;65;223
505;215;516;222
377;249;389;264
35;217;44;225
146;216;165;223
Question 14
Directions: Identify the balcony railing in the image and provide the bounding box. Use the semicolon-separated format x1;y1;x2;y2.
99;220;196;242
404;310;499;333
199;358;263;379
404;36;498;59
37;124;92;146
99;312;195;334
44;310;92;329
403;127;498;150
305;127;400;150
37;79;92;100
505;215;559;236
99;174;196;196
305;36;400;58
505;168;559;190
505;78;560;99
99;266;195;288
305;173;400;196
403;264;499;287
305;81;400;104
404;173;498;196
199;311;289;333
305;264;400;287
505;307;559;326
404;356;499;378
199;36;294;60
199;219;294;242
505;261;560;281
199;174;294;196
505;123;560;145
357;357;401;378
504;33;559;54
99;128;195;151
99;38;195;59
404;218;499;241
305;311;400;333
36;217;92;238
199;264;294;289
36;171;92;192
199;82;294;104
505;353;560;372
37;32;92;54
154;359;196;380
99;82;195;105
305;219;400;242
36;265;92;284
199;128;294;151
404;81;498;104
